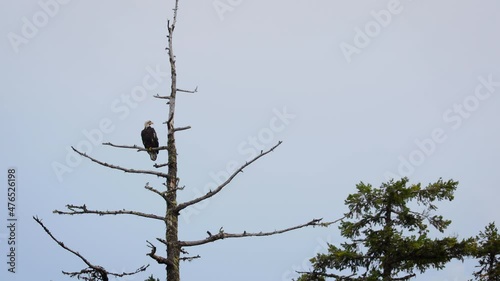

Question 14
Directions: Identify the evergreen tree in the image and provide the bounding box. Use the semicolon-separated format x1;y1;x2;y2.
471;222;500;281
298;178;474;281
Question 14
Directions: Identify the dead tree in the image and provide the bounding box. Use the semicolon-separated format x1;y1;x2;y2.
36;1;336;281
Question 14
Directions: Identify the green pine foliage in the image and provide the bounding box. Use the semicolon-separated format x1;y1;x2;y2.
471;222;500;281
145;274;160;281
298;177;475;281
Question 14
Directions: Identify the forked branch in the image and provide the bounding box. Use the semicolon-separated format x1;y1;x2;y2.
33;216;148;281
147;241;172;266
72;147;168;178
145;183;165;198
175;141;283;212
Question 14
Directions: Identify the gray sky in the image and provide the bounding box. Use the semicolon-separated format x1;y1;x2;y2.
1;0;499;280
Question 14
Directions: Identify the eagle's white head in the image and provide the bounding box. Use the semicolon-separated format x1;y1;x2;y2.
144;120;154;128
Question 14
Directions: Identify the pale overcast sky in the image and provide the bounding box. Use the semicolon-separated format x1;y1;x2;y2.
1;1;500;281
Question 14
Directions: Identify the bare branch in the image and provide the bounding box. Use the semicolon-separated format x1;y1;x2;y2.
34;216;97;270
107;265;150;278
168;126;191;132
53;204;165;221
63;265;149;280
154;162;169;168
72;147;168;178
318;216;346;227
177;218;323;247
154;94;171;99
180;255;201;262
62;268;106;281
102;142;143;150
177;86;198;93
169;0;179;32
102;142;168;152
178;248;201;261
176;141;282;212
145;183;165;198
33;216;148;281
166;0;180;120
147;241;172;266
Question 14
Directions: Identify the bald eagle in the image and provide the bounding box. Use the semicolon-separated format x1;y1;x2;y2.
141;120;159;161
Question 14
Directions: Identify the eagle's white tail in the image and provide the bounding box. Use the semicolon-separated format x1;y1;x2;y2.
148;151;158;161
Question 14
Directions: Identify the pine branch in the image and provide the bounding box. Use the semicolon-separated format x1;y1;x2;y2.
33;216;148;281
53;204;164;221
72;147;168;178
175;141;283;212
392;274;417;281
298;271;414;281
175;218;323;247
296;271;356;280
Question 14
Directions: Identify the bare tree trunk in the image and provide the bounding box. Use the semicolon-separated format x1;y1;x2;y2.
165;114;180;281
166;1;180;280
